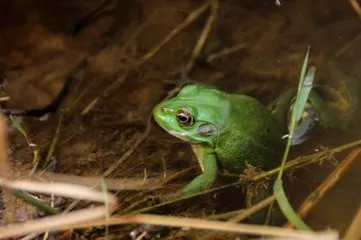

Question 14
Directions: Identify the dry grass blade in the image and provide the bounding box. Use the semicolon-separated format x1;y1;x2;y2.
53;214;338;240
43;114;63;169
30;172;163;191
285;148;361;227
103;114;152;178
183;0;219;76
129;138;361;215
119;11;158;53
140;0;211;64
342;204;361;240
335;34;361;57
0;115;11;177
0;178;117;238
63;114;152;218
0;96;10;102
206;195;275;221
0;114;19;224
230;195;276;223
0;115;118;239
201;195;276;240
9;116;40;174
206;42;247;62
348;0;361;19
158;166;196;186
0;177;117;203
206;209;246;221
0;206;109;239
81;71;129;115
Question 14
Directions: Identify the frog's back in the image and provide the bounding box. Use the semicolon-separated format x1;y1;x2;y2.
215;94;284;174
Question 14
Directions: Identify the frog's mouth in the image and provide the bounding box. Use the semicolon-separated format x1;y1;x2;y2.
154;118;190;141
168;130;190;141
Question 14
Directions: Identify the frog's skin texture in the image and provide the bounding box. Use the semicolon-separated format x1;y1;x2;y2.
152;59;359;200
153;83;285;196
153;70;357;197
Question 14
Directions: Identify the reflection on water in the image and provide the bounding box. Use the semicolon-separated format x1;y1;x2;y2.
0;0;360;237
202;0;361;234
219;0;361;234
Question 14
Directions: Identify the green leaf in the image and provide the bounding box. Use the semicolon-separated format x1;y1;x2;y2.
294;66;316;123
273;46;315;231
274;179;311;230
10;116;27;138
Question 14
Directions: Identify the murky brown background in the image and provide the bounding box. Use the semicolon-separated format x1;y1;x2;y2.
0;0;360;239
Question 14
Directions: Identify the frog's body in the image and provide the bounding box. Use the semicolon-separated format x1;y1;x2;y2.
153;84;285;196
204;93;284;173
153;66;357;197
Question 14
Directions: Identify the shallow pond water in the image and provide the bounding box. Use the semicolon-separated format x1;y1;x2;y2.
0;0;360;239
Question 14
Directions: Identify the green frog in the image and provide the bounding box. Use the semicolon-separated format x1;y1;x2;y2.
153;63;357;198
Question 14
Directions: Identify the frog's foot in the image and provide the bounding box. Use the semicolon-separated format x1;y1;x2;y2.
244;181;270;208
315;146;337;165
289;102;318;145
239;163;271;208
238;162;269;181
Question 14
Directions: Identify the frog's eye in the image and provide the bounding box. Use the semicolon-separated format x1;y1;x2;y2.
176;109;194;127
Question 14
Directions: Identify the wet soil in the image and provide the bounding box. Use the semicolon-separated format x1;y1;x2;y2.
0;0;361;239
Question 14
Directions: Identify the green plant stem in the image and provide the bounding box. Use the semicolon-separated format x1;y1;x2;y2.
124;138;361;215
278;137;293;181
13;190;59;215
277;46;310;181
43;114;64;169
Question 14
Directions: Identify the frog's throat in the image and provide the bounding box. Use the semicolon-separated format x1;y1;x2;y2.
168;130;190;141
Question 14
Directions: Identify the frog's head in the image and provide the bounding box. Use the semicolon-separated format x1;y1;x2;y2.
153;83;230;145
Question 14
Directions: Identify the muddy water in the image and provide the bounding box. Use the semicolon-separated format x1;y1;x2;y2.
0;0;360;238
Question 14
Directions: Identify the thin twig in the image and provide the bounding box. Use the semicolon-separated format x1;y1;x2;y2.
129;138;361;214
103;114;152;178
12;191;58;215
335;34;361;57
64;114;152;214
343;203;361;240
285;148;361;228
48;214;338;240
0;178;117;203
81;71;129;115
348;0;361;19
64;77;183;218
201;195;276;240
0;206;111;239
0;115;11;177
230;195;276;223
183;0;219;76
206;195;275;221
120;11;158;53
206;209;246;221
42;113;64;169
9;116;40;174
252;138;361;182
159;166;196;186
0;114;18;223
0;177;117;239
29;172;163;191
206;42;247;62
0;96;10;102
1;115;58;216
140;1;211;64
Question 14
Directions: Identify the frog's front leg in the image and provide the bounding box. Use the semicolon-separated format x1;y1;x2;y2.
179;150;218;196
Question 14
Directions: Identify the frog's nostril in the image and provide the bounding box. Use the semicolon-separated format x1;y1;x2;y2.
161;107;166;112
